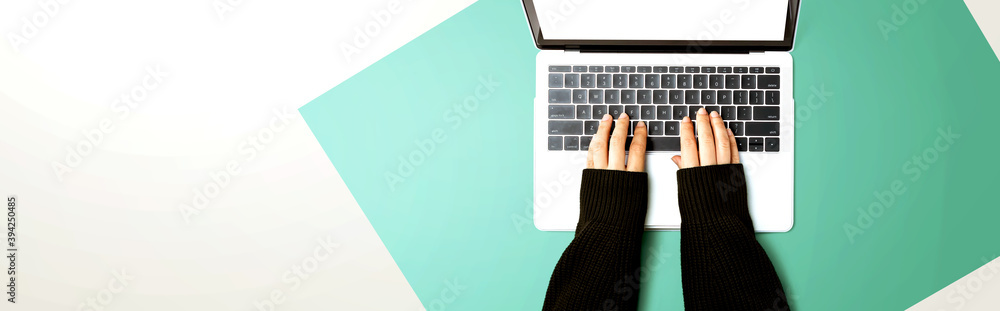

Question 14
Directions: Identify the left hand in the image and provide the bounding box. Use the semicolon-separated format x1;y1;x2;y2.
586;113;647;172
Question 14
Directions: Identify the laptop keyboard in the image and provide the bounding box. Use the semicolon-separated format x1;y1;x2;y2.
547;65;782;152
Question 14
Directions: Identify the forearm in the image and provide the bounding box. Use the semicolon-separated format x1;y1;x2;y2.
543;169;648;311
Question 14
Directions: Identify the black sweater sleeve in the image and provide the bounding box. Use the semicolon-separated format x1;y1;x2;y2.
542;169;649;311
678;164;789;310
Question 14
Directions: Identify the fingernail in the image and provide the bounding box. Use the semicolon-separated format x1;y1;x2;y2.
619;113;628;119
683;116;690;122
710;111;719;117
602;114;611;121
637;121;645;128
698;108;707;115
728;128;735;136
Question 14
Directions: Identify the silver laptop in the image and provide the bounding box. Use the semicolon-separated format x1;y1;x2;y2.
525;0;800;232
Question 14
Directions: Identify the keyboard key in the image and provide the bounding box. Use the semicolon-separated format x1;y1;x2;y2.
625;105;640;119
565;136;580;150
758;75;780;89
629;74;643;88
701;90;717;104
746;122;780;136
685;67;700;73
750;91;763;105
678;75;692;88
549;105;575;119
705;106;720;115
657;106;672;120
734;91;748;104
637;90;652;104
649;121;664;135
734;67;748;73
654;66;669;73
592;105;608;119
645;74;660;88
688;106;703;118
718;90;732;104
669;66;684;73
648;137;681;151
669;90;684;104
577;105;592;119
549;66;571;72
718;67;733;73
661;74;676;88
548;136;563;150
605;66;620;73
573;89;587;103
641;105;655;120
754;106;780;120
729;121;744;136
581;136;592;150
589;66;603;73
614;74;627;88
766;67;780;73
581;74;595;88
609;105;624;117
589;89;603;103
597;74;612;88
750;67;764;74
686;90;700;104
549;74;563;88
665;121;680;135
749;137;763;145
735;137;747;151
702;67;716;73
585;121;599;135
622;66;636;73
765;138;780;152
766;91;780;105
694;75;708;89
653;90;668;104
749;144;763;152
726;75;740;89
710;75;724;89
721;106;736;120
737;106;751;120
549;89;571;103
673;106;688;120
549;121;583;135
605;90;620;104
573;66;587;72
638;66;652;73
621;90;636;104
741;75;756;89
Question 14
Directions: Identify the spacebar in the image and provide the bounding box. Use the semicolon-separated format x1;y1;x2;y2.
646;137;680;151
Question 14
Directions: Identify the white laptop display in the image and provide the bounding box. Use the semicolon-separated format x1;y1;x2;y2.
525;0;800;232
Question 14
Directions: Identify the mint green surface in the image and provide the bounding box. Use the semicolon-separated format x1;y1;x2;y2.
301;0;1000;309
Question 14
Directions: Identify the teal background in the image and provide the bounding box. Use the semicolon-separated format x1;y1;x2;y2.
300;0;1000;309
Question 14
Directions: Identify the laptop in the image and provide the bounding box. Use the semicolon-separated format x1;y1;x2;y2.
525;0;800;232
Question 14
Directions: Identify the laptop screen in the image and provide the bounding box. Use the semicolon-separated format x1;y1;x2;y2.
531;0;790;42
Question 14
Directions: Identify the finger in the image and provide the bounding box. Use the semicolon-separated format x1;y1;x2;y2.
671;155;682;168
710;111;731;164
728;128;740;164
606;113;630;170
627;121;647;172
679;116;699;168
696;108;717;166
590;114;613;169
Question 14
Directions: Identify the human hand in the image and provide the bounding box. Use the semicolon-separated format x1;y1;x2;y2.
671;108;740;169
586;113;647;172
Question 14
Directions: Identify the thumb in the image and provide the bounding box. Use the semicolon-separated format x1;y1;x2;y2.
671;155;682;169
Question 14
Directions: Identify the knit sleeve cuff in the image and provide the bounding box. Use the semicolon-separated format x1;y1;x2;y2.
578;169;649;231
676;164;753;227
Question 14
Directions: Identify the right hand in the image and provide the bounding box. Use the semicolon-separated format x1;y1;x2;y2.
671;108;740;169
